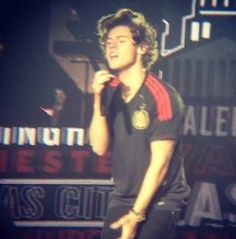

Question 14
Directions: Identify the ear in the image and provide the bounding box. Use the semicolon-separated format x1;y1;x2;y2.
137;44;148;55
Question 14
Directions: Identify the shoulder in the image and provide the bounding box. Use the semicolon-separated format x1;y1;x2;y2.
144;73;184;121
145;73;181;100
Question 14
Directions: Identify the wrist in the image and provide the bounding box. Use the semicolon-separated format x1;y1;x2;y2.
128;208;146;222
93;94;103;112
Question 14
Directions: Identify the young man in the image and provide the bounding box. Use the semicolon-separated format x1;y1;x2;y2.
89;8;190;239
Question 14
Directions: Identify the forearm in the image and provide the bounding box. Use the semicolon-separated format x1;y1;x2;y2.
133;140;175;215
89;94;110;155
133;161;168;215
110;159;170;233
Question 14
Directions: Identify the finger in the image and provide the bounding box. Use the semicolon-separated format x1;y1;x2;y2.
97;76;113;85
96;70;115;78
96;70;109;75
110;217;126;229
119;227;135;239
117;236;129;239
110;220;121;229
96;70;115;77
118;234;135;239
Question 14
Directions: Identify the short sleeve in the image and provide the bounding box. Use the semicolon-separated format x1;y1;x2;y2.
148;88;185;141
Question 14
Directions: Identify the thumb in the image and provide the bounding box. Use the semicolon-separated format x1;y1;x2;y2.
110;217;126;229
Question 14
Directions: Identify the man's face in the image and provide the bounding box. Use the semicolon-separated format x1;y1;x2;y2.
105;25;140;72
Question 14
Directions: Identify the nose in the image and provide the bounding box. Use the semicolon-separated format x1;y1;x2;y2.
106;40;117;50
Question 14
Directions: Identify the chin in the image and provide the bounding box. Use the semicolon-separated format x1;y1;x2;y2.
108;65;121;72
109;63;129;71
108;62;120;68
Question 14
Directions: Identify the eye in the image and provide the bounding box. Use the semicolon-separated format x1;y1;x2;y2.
105;40;112;46
118;38;127;43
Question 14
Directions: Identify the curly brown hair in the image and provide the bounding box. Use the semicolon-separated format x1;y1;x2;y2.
97;8;158;70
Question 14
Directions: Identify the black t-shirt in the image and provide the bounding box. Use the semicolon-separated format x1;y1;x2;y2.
106;73;190;210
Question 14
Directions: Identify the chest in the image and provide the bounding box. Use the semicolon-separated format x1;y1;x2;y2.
111;90;155;141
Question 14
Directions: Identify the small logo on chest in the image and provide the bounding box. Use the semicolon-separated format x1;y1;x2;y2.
132;109;150;130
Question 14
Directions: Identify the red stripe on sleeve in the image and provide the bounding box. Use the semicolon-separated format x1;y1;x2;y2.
145;74;173;121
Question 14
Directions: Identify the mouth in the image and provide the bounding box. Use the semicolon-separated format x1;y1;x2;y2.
109;53;118;59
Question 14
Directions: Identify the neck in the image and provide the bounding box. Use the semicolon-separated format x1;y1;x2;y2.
118;64;146;102
118;63;146;87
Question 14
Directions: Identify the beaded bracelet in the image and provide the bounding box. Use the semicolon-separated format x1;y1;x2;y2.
129;209;146;222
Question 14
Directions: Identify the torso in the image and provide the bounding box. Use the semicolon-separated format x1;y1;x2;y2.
107;73;191;208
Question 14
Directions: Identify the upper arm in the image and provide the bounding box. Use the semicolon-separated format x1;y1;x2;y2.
148;85;185;142
150;140;176;170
